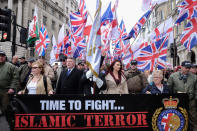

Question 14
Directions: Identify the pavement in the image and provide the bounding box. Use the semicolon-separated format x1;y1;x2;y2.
0;115;10;131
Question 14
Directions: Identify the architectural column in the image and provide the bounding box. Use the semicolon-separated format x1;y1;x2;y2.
17;0;23;25
8;0;13;10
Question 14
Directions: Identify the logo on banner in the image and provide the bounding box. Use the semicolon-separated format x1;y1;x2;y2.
152;96;188;131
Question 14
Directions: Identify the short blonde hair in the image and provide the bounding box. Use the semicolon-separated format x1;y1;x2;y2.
153;70;163;79
32;61;44;74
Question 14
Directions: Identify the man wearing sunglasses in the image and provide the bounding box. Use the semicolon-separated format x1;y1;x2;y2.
168;60;197;131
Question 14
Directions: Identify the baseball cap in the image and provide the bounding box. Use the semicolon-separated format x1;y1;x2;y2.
0;50;6;56
191;64;197;68
27;58;35;63
130;60;137;65
19;56;25;59
181;61;191;68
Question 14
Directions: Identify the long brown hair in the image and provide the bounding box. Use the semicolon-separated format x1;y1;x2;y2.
106;60;123;85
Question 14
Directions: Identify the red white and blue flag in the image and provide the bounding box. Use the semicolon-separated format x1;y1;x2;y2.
137;36;169;72
111;0;119;40
126;9;152;40
175;0;197;24
70;11;87;38
113;19;129;58
78;0;88;19
35;24;50;56
180;18;197;50
69;0;88;57
100;2;113;48
149;17;174;43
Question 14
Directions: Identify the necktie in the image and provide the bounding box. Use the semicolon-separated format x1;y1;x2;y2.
67;69;71;76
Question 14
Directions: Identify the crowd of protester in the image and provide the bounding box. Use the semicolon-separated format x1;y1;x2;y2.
0;50;197;130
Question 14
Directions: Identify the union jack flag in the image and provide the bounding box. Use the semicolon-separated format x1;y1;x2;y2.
70;12;87;37
161;113;174;131
119;19;130;54
126;9;152;39
78;0;88;19
180;18;197;50
175;0;197;24
35;24;50;56
113;19;129;58
101;2;113;48
137;36;169;72
73;37;86;58
69;0;88;58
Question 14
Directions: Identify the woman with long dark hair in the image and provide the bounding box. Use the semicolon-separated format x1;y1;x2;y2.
104;60;128;94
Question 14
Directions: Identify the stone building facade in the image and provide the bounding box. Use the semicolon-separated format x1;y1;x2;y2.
0;0;78;62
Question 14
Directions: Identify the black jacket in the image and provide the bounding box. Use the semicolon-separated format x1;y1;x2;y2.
79;70;106;95
56;67;83;94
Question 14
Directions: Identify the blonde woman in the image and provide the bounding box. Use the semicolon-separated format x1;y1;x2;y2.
18;61;53;95
142;70;169;94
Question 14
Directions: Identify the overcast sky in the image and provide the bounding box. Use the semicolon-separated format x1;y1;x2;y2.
85;0;145;34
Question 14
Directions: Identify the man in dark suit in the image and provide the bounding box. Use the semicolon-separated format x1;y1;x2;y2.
56;57;83;94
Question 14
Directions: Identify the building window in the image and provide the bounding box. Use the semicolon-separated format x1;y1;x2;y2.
71;2;73;8
43;2;47;11
52;20;56;30
32;9;34;19
52;8;55;16
66;17;69;24
160;11;163;20
30;48;35;57
59;24;62;31
43;16;47;26
66;7;69;14
59;14;62;20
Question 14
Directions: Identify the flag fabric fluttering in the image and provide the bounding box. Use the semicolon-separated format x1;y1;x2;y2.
180;18;197;50
126;9;152;40
112;19;128;59
137;36;169;72
35;24;50;56
175;0;197;25
56;24;65;60
142;0;152;11
100;2;113;47
86;0;102;77
149;17;174;43
111;0;120;40
69;0;88;58
50;35;57;65
27;5;39;44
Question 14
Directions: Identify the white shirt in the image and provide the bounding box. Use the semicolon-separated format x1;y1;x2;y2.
27;81;37;94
